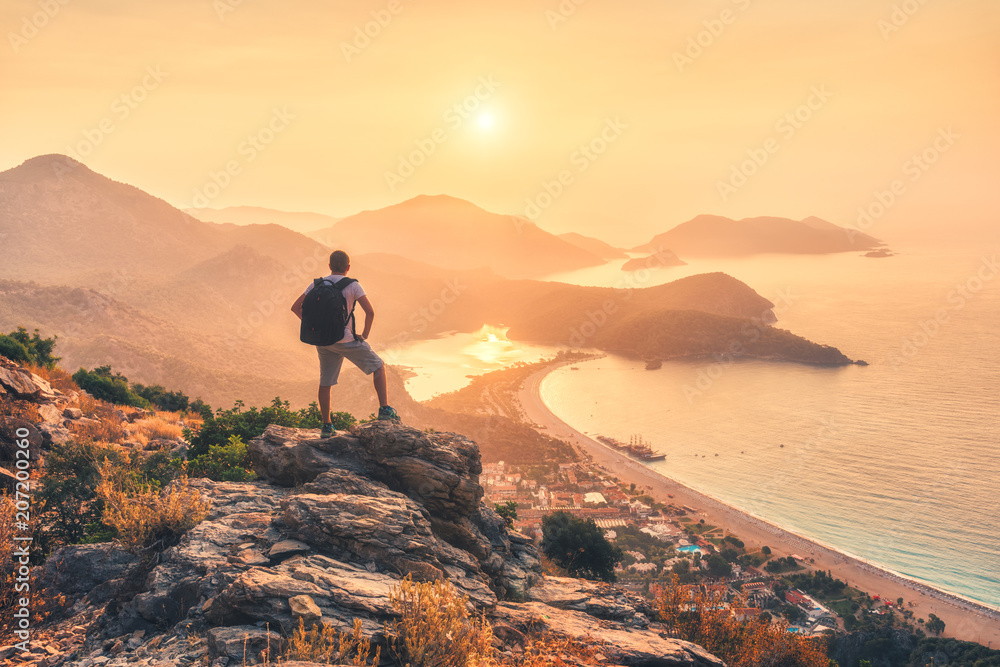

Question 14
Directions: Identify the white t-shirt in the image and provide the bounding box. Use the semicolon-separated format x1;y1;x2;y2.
303;274;366;344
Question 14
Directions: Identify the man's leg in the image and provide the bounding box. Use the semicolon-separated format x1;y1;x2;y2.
373;366;388;407
316;347;344;426
318;385;333;424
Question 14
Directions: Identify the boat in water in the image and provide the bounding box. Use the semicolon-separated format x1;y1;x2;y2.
595;433;666;461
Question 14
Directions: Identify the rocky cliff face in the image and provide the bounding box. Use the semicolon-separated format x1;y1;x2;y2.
24;418;723;667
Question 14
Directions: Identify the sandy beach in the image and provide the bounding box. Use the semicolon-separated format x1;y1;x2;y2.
515;360;1000;648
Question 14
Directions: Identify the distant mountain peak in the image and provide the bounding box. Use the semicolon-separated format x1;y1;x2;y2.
308;194;604;277
1;154;90;182
393;193;490;214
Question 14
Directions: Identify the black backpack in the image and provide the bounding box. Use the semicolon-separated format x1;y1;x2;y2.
299;277;358;346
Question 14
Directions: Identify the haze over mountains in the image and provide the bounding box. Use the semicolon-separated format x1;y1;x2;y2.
1;154;862;412
185;206;342;235
307;194;607;278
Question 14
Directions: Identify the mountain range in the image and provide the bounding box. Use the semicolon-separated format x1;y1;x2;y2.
0;154;861;412
306;194;607;278
635;214;883;257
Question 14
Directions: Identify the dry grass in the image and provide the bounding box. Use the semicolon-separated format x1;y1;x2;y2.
388;577;495;667
0;394;41;424
127;417;183;442
25;363;78;395
154;410;183;424
655;575;829;667
508;631;601;667
69;415;126;444
284;617;381;666
96;464;210;553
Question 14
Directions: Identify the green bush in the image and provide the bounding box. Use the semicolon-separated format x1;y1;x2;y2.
72;366;150;408
187;435;255;482
35;440;123;551
494;500;517;528
0;334;33;365
34;440;185;554
542;510;623;582
0;327;60;368
186;397;355;459
132;383;190;412
707;553;733;577
189;398;213;419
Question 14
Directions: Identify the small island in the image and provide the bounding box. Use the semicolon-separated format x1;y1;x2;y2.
622;251;687;271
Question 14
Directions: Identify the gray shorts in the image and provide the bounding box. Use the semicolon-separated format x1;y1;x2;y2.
316;337;384;386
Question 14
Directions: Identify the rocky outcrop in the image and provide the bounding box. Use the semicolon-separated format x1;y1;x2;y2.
496;602;723;667
31;422;723;667
0;358;59;401
528;576;655;626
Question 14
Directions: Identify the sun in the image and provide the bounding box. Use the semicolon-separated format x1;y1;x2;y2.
477;112;495;130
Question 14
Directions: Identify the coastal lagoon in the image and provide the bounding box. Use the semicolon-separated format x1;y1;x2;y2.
394;241;1000;610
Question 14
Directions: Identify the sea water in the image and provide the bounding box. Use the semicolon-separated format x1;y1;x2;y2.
389;241;1000;609
538;242;1000;609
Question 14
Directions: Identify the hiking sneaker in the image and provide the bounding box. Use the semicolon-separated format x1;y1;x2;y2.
378;405;401;422
320;423;335;437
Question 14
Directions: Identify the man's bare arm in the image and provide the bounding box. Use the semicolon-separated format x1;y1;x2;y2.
357;295;374;340
290;293;305;320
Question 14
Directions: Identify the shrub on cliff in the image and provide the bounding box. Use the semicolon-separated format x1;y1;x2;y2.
96;461;209;553
34;440;184;554
0;326;60;368
185;397;355;458
35;440;123;550
541;510;623;583
656;574;828;667
285;617;380;665
0;333;33;365
387;577;494;667
132;383;190;412
186;435;255;482
72;366;150;408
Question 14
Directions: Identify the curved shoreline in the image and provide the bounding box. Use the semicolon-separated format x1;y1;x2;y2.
515;357;1000;646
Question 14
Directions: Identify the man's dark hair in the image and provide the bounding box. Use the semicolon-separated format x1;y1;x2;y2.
329;250;350;273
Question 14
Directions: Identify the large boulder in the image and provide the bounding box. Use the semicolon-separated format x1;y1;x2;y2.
0;358;59;401
37;543;138;604
249;421;484;520
250;424;537;600
495;601;726;667
528;576;654;625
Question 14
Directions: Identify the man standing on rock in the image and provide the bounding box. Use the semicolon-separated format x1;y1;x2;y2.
291;250;400;436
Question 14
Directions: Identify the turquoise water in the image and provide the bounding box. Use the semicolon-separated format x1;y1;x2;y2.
678;545;703;554
538;243;1000;609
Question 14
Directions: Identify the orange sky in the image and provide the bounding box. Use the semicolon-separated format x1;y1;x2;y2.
1;0;998;246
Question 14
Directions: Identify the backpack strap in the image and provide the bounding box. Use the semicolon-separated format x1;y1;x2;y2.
333;278;359;336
